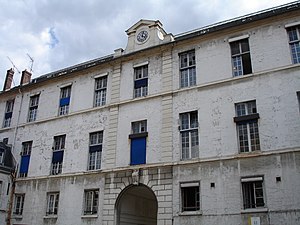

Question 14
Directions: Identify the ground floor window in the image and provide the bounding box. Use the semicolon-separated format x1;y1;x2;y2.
181;182;200;212
241;177;265;209
84;189;99;215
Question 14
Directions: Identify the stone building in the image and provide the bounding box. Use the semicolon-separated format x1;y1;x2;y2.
0;2;300;225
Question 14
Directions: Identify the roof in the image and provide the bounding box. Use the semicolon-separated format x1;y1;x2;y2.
1;1;299;95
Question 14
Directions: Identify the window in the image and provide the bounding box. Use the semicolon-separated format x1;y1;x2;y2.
181;182;200;212
287;26;300;64
234;100;260;152
134;65;148;98
3;99;14;128
94;76;107;107
179;111;199;160
297;91;300;113
46;192;59;215
230;39;252;76
27;95;39;122
19;141;32;177
129;120;148;165
84;189;99;215
241;177;265;209
179;50;196;88
0;149;4;164
14;194;25;215
51;135;65;175
88;131;103;170
59;86;71;116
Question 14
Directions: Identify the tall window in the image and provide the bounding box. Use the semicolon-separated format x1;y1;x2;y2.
0;148;4;164
287;26;300;64
59;86;71;116
234;100;260;152
46;192;59;215
88;131;103;170
241;177;265;209
134;65;148;98
179;50;196;88
3;99;14;128
94;76;107;107
297;91;300;113
129;120;148;165
19;141;32;177
14;194;25;215
230;39;252;76
27;95;39;122
51;135;65;175
84;189;99;215
181;182;200;212
180;111;199;160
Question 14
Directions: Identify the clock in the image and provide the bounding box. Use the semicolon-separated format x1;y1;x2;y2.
136;30;148;43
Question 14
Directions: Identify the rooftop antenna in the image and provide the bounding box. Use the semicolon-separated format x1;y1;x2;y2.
7;56;21;74
26;53;34;72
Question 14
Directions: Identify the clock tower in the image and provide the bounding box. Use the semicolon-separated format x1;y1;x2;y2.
122;19;174;55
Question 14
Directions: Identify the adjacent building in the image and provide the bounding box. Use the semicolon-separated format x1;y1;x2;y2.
0;2;300;225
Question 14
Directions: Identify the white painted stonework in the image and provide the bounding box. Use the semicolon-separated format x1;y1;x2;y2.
0;3;300;225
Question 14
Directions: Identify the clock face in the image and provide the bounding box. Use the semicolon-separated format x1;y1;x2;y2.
137;30;148;43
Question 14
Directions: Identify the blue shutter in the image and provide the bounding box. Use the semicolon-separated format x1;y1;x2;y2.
52;151;64;163
130;137;146;165
134;78;148;89
20;155;30;173
89;145;102;153
60;97;70;107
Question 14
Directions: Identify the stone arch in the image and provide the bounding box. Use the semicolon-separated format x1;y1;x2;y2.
115;184;158;225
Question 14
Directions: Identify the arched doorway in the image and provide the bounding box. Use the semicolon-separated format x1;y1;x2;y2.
116;184;158;225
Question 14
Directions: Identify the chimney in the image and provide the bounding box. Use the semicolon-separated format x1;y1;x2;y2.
21;70;32;85
3;68;14;91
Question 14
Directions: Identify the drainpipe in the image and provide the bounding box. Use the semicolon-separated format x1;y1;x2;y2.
6;169;16;225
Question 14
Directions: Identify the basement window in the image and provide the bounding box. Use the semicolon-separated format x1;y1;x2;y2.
181;182;200;212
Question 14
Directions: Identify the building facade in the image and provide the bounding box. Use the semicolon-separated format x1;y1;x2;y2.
0;2;300;225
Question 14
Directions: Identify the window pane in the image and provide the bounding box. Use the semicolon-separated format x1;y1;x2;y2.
242;53;252;75
182;186;200;211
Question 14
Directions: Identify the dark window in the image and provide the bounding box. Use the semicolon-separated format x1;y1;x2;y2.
180;111;199;160
19;141;32;177
88;131;103;170
230;39;252;76
234;101;260;152
28;95;39;122
287;26;300;64
51;135;65;175
134;65;148;98
181;183;200;212
242;177;265;209
94;76;107;107
297;91;300;113
84;189;99;215
3;99;14;128
59;86;71;116
179;50;196;88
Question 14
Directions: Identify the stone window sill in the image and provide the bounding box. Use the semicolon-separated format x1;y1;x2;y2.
241;207;268;214
178;210;203;216
81;214;98;218
43;215;58;219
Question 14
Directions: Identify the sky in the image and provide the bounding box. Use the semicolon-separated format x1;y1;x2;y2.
0;0;297;89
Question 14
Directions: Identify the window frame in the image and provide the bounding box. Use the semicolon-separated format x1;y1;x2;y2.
133;65;148;98
94;76;107;107
241;177;265;210
179;50;196;88
234;100;260;153
286;25;300;64
27;94;39;122
51;135;65;175
46;192;60;215
13;193;25;215
180;182;200;212
83;189;99;215
19;141;32;177
230;38;252;77
3;99;14;128
58;86;71;116
88;131;103;170
179;111;199;160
